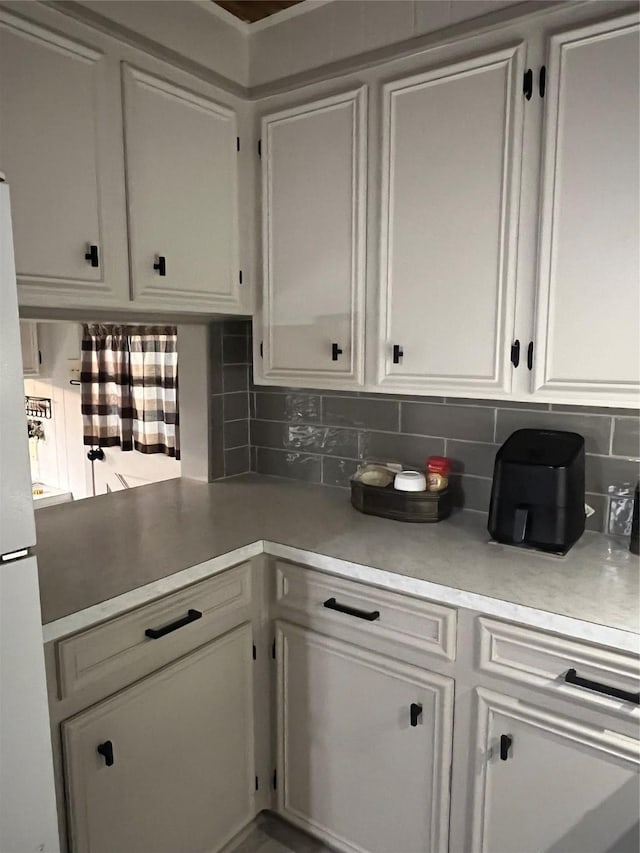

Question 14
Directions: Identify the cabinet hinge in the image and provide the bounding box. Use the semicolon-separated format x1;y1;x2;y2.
523;68;533;101
236;136;240;152
272;769;277;790
239;270;243;285
255;776;259;791
539;66;546;98
271;638;276;659
258;139;262;158
252;643;256;660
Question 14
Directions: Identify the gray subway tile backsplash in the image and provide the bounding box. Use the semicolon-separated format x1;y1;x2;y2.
255;447;321;483
322;456;360;488
402;401;495;442
209;324;639;534
584;455;640;496
447;440;499;478
246;383;639;534
255;391;321;423
322;395;399;431
612;417;640;457
224;446;250;477
224;419;249;450
359;430;445;468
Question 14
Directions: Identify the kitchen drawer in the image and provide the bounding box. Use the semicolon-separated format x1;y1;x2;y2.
477;616;640;716
273;561;456;661
57;563;252;700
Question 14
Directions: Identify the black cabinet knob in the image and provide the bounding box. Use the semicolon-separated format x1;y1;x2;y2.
392;344;404;364
410;703;423;727
331;343;343;361
153;256;166;276
84;244;99;267
97;740;114;766
499;734;512;761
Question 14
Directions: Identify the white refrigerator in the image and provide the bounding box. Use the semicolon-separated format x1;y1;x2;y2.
0;177;60;852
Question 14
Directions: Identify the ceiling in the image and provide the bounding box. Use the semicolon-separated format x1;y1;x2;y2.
214;1;305;24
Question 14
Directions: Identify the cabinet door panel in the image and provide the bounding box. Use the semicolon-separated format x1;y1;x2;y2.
276;622;453;853
123;65;239;307
471;689;640;853
378;45;525;395
63;625;255;853
261;88;367;386
0;11;126;299
534;15;640;402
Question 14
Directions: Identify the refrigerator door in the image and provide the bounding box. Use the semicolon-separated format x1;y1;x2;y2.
0;179;36;556
0;555;59;852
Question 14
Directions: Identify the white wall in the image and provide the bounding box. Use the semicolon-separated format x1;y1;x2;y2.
249;0;527;86
79;0;250;85
24;323;90;500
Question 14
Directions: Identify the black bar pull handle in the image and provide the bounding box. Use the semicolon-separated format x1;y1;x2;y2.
410;703;423;727
331;343;343;361
565;668;640;705
153;255;166;276
145;608;202;640
527;341;534;370
500;734;512;761
523;69;533;100
97;740;114;766
539;65;546;98
392;344;404;364
85;244;99;268
510;340;520;368
323;597;380;622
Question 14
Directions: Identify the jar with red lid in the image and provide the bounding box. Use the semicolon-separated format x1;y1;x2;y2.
426;456;451;492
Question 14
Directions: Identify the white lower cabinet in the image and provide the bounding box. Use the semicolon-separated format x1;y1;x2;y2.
62;624;255;853
275;621;454;853
471;688;640;853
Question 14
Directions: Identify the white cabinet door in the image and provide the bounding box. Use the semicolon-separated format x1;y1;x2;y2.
122;64;240;309
377;45;525;396
471;689;640;853
259;88;367;387
0;10;128;303
533;14;640;404
20;321;39;377
62;624;255;853
276;622;454;853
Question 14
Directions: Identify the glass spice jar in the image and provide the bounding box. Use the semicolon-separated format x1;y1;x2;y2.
426;456;451;492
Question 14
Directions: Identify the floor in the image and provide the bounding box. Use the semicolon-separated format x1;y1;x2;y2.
229;813;335;853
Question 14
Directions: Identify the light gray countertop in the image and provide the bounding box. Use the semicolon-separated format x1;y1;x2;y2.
35;475;640;648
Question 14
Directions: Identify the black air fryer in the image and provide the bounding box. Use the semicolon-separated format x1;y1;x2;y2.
488;429;585;555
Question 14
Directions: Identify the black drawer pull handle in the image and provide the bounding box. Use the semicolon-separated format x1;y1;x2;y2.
392;344;403;364
510;339;520;367
97;740;114;766
500;734;512;761
153;255;166;276
331;343;343;361
564;668;640;704
323;597;380;622
85;244;99;267
145;608;202;639
410;703;422;727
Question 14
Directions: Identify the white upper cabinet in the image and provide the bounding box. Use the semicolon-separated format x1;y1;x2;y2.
532;14;640;404
258;88;367;387
377;45;526;396
122;65;240;308
0;10;128;304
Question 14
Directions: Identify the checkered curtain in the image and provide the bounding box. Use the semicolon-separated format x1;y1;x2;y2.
81;325;180;459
